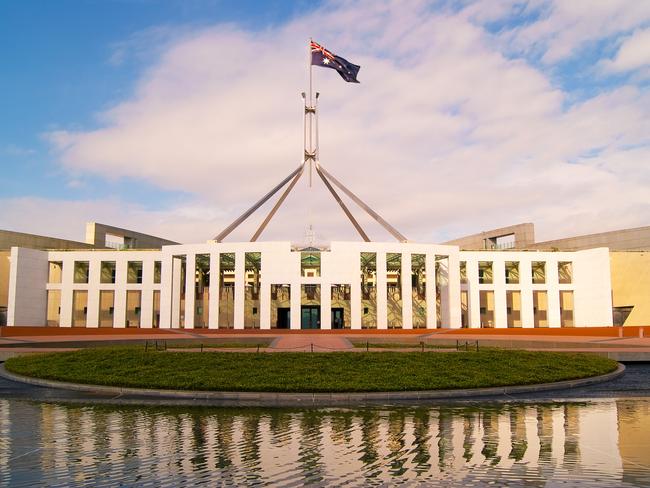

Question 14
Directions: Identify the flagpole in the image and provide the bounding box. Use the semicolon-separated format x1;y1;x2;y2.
308;38;313;187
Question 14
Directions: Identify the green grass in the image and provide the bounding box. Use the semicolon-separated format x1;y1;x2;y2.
4;348;618;393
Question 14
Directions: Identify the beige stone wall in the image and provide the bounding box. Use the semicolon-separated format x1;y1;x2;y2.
444;223;535;250
610;251;650;325
0;251;10;308
0;229;95;251
533;226;650;251
85;222;177;249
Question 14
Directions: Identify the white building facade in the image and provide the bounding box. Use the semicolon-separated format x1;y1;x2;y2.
6;242;613;329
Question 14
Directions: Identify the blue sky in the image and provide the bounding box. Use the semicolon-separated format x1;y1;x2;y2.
1;1;649;244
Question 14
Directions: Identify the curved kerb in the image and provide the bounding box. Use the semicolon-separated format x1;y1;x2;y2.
0;363;625;407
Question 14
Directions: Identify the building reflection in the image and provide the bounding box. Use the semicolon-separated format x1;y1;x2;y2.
0;399;649;485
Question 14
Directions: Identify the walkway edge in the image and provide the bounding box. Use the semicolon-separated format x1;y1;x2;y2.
0;363;626;406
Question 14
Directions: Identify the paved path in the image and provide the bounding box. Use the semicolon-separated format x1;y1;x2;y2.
270;334;353;352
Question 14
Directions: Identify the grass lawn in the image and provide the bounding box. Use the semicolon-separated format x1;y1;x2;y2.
4;347;618;393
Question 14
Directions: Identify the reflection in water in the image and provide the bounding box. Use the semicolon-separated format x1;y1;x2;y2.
1;399;649;486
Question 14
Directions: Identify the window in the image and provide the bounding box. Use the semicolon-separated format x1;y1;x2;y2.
478;261;493;284
532;262;546;284
459;261;467;284
100;261;116;284
558;262;572;284
73;261;89;284
127;261;143;284
48;261;63;283
505;261;519;284
301;250;321;277
153;261;162;284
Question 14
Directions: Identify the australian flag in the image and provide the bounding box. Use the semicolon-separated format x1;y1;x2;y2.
310;40;360;83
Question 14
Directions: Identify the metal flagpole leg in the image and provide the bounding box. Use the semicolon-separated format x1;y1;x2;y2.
250;163;306;241
317;164;408;242
315;165;370;242
213;164;305;242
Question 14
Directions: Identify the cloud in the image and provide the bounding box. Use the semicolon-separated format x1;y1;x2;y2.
29;0;650;244
601;28;650;75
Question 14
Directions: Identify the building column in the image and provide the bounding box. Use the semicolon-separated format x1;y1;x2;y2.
184;253;195;329
113;259;127;328
290;281;301;330
466;257;480;328
321;283;332;330
260;280;271;330
86;259;100;328
208;252;220;329
159;254;174;328
493;259;507;328
520;260;534;328
140;260;154;329
446;253;461;328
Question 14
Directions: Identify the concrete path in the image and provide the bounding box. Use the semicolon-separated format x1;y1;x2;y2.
270;334;353;352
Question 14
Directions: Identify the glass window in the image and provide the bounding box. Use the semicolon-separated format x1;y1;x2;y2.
411;254;426;328
195;255;210;328
558;262;572;284
478;261;493;284
219;253;235;328
271;284;291;329
100;261;116;284
244;252;261;329
301;250;321;277
331;284;351;329
48;261;63;284
360;252;377;329
532;262;546;284
153;261;162;284
127;261;143;284
505;261;519;284
386;253;402;329
73;261;89;284
126;290;141;328
99;290;114;328
459;261;467;284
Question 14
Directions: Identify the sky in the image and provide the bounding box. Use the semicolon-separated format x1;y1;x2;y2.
1;0;649;245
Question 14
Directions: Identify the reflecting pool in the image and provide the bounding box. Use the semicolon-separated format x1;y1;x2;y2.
1;399;649;486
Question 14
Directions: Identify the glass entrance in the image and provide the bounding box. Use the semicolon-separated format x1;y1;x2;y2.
301;306;320;329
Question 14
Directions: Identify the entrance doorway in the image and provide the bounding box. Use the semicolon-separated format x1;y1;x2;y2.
301;306;320;329
277;307;290;329
331;307;345;329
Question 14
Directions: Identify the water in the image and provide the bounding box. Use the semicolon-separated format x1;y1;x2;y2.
1;399;649;486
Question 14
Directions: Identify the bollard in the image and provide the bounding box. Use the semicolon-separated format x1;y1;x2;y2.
201;343;203;353
421;341;424;353
641;327;644;339
311;343;314;353
366;341;369;352
456;340;459;351
257;344;260;353
145;341;148;353
164;340;167;351
476;341;479;352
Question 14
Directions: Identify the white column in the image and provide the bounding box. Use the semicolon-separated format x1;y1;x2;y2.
520;260;534;328
466;257;480;328
208;252;220;329
160;254;174;328
351;269;361;330
184;253;195;329
114;258;127;328
546;258;561;327
59;256;75;327
425;253;437;329
290;281;301;330
234;251;245;329
493;259;507;328
321;282;331;330
86;259;100;328
402;253;413;329
376;251;387;329
170;256;182;328
140;259;154;328
447;252;461;328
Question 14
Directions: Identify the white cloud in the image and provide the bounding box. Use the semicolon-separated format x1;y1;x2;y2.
20;0;649;244
602;28;650;74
